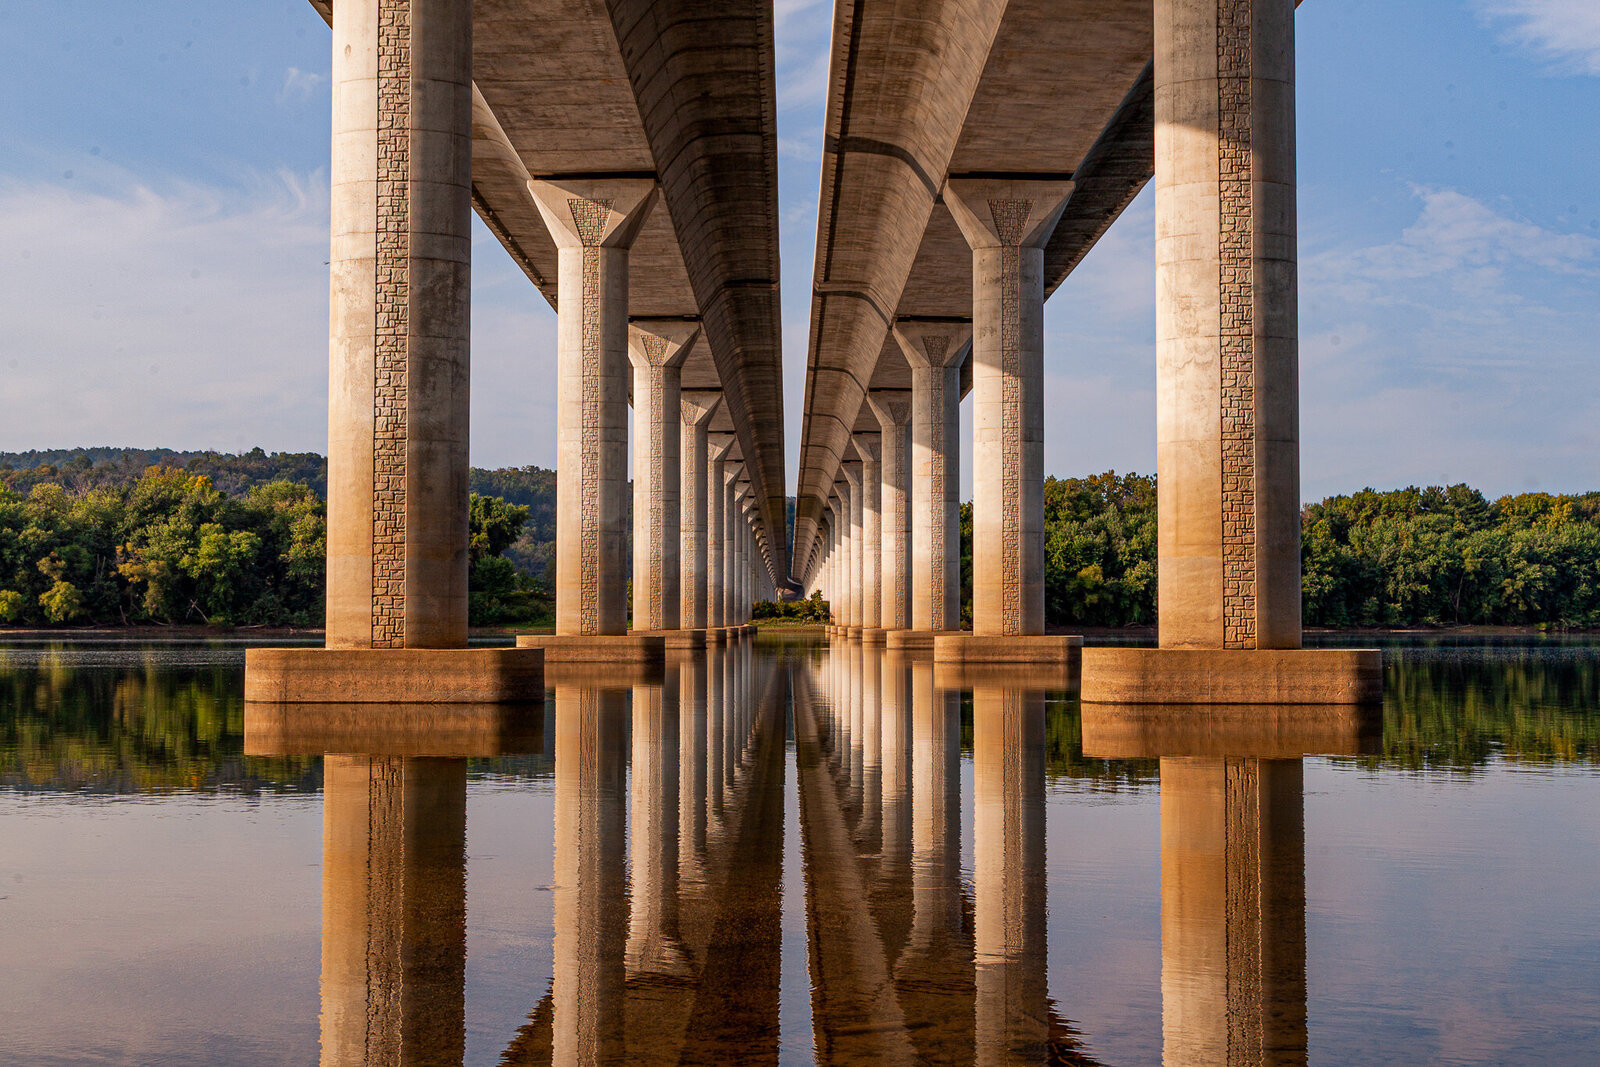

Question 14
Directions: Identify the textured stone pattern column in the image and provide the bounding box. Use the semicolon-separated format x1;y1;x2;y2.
370;0;411;649
868;392;913;630
327;0;471;651
705;436;732;628
1218;0;1257;650
629;324;697;632
897;325;970;633
679;393;720;629
854;435;883;630
1155;0;1299;650
529;178;656;638
944;183;1071;637
841;462;864;629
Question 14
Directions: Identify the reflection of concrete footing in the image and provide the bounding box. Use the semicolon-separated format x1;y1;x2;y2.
636;628;706;651
707;626;733;644
884;629;939;652
861;627;888;645
1080;648;1382;705
244;702;544;756
243;648;544;703
1081;703;1382;758
933;634;1083;665
516;633;666;665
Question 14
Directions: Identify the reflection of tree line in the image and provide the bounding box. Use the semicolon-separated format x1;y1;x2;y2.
4;650;1597;794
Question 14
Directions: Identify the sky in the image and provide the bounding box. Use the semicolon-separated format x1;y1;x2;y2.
1;0;1597;502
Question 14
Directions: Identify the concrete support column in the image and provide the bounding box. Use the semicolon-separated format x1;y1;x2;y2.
867;391;913;631
1160;758;1306;1064
1155;0;1301;650
722;464;744;628
853;434;883;632
627;322;699;633
841;460;865;631
529;179;659;637
705;434;734;628
972;682;1048;1063
326;0;473;649
833;484;854;628
895;324;973;634
945;181;1074;637
320;756;467;1064
679;392;722;629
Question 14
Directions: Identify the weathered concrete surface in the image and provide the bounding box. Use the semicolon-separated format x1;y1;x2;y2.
1080;648;1383;705
516;633;667;666
932;634;1083;667
244;647;544;704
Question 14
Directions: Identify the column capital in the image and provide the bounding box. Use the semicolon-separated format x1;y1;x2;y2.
528;178;658;251
681;390;722;427
942;178;1074;251
707;431;736;462
852;431;883;464
893;321;973;370
865;389;913;430
839;460;863;491
628;319;700;371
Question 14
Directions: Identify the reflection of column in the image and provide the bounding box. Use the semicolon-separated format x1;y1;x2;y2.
325;0;472;649
877;649;914;966
853;433;883;632
552;686;628;1065
628;323;697;633
858;643;883;852
678;653;708;888
530;179;658;637
679;392;722;629
1161;758;1307;1066
867;391;913;631
321;756;467;1065
895;322;972;635
628;674;689;978
945;181;1073;637
972;683;1048;1065
841;460;864;630
901;660;974;1060
1154;0;1301;650
706;642;726;828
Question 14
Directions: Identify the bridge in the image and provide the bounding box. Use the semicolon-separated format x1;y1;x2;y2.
245;0;1378;708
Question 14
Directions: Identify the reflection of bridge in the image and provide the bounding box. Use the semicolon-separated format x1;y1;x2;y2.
252;0;1380;705
245;646;1378;1064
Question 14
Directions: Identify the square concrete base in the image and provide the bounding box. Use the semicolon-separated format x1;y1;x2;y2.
515;633;665;665
846;626;864;640
636;628;706;651
1080;647;1383;705
707;626;733;644
885;630;939;653
933;634;1083;665
861;627;888;645
243;647;544;704
245;701;543;756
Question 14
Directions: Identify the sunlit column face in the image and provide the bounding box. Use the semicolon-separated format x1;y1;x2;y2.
1160;757;1307;1067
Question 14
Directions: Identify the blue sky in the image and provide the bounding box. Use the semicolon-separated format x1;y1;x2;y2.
1;0;1596;501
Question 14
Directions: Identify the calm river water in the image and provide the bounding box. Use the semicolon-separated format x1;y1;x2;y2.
1;635;1596;1065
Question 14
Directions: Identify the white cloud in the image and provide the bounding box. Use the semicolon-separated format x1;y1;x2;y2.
276;66;326;105
1479;0;1600;74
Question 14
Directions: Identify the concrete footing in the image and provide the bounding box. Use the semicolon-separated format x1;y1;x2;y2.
515;633;666;665
243;648;544;704
636;628;707;651
846;626;864;640
1080;648;1383;705
933;634;1083;665
244;701;543;756
860;627;888;645
884;629;939;652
